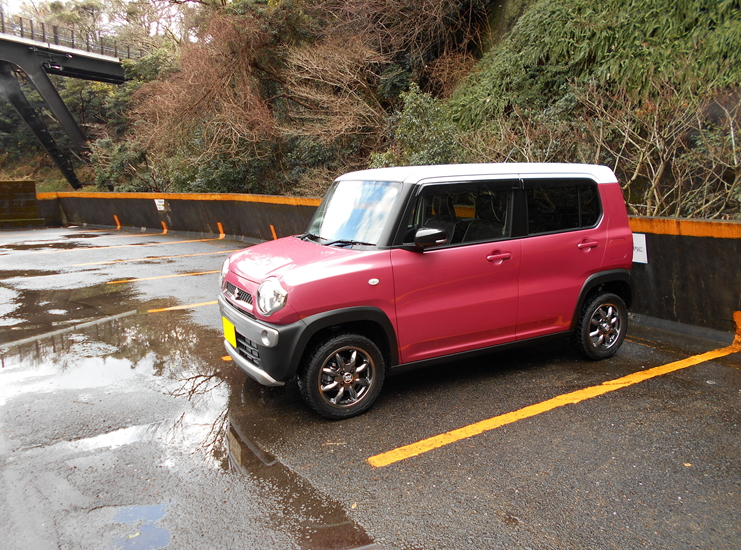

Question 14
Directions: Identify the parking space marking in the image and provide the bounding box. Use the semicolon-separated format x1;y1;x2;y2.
368;321;741;468
147;301;217;313
107;271;219;285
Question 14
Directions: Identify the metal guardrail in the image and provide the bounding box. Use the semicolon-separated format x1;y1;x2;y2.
0;12;143;59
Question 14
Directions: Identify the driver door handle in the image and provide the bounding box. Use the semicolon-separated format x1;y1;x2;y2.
486;251;512;263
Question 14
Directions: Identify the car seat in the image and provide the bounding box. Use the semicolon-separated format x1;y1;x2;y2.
462;193;506;242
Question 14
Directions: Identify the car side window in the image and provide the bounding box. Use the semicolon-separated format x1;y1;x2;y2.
526;180;601;235
404;182;513;246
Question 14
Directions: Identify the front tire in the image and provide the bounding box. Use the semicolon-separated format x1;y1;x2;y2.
573;293;628;360
298;333;385;420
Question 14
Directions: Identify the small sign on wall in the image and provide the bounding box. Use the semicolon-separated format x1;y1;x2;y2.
633;233;648;264
154;199;170;212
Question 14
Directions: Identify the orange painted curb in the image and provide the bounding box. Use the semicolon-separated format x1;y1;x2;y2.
629;217;741;239
37;191;321;207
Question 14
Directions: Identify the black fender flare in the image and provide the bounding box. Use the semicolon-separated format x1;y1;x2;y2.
570;269;633;330
287;307;399;376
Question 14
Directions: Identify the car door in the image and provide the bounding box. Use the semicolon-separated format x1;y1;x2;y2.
516;178;607;340
390;180;521;364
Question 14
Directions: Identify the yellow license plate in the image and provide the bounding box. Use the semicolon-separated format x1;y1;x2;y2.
222;317;237;348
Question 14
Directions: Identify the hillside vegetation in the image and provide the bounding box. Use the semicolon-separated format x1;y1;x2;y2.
1;0;740;219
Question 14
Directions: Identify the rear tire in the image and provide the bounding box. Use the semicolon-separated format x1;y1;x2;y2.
573;293;628;360
298;333;385;420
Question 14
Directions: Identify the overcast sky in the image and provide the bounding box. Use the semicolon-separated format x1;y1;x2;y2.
1;0;31;16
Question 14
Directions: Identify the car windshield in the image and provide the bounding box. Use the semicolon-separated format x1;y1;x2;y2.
305;180;401;246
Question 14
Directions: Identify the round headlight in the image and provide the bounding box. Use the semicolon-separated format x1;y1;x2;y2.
257;277;288;316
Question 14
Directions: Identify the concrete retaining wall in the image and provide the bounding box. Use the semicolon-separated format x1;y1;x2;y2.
35;191;741;337
629;218;741;335
37;191;321;241
1;181;43;228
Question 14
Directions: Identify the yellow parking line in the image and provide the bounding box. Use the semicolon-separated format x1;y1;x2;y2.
107;270;219;284
147;301;217;313
368;318;741;468
74;249;240;266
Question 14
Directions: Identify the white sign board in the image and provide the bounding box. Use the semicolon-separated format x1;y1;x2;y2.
632;233;648;264
154;199;166;211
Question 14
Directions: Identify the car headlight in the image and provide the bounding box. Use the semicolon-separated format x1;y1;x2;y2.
257;277;287;316
220;257;231;287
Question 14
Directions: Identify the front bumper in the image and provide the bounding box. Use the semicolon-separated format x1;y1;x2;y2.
218;294;305;386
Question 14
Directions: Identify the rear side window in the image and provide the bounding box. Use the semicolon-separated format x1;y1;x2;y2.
525;179;601;235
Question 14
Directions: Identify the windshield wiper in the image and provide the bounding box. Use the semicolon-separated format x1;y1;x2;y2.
299;232;326;242
325;239;376;247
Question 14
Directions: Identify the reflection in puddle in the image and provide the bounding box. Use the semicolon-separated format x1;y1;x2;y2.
228;416;378;550
0;240;96;251
60;423;161;451
0;313;232;466
0;282;140;345
1;311;378;549
113;503;172;550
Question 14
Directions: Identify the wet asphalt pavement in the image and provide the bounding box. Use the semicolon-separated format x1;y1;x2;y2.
0;226;739;550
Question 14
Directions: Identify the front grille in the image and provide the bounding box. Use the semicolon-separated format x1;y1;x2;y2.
225;281;253;305
235;331;261;367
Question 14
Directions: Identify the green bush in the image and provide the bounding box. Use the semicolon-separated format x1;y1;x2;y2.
371;84;464;167
450;0;741;126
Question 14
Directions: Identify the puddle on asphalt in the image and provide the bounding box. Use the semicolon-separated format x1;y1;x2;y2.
0;310;379;550
0;282;174;345
0;270;59;280
227;419;377;550
0;240;97;251
112;503;172;550
0;228;114;249
61;232;111;240
0;313;232;463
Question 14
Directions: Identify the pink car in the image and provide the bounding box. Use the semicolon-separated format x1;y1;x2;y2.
219;164;633;419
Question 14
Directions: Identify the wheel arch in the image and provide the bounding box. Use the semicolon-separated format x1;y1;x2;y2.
571;269;633;330
289;307;399;377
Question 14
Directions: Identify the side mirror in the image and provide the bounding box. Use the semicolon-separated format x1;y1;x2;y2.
414;227;449;249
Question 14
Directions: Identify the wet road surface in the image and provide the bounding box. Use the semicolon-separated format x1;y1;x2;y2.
1;226;739;549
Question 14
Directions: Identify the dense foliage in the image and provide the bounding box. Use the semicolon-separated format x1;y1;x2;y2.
101;0;494;195
442;0;741;218
1;0;740;218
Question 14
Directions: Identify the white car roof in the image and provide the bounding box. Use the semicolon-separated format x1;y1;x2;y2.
336;163;618;184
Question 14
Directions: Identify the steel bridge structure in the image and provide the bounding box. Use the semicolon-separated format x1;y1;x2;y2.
0;13;138;189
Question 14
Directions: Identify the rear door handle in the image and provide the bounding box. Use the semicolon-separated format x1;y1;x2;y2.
486;251;512;263
577;239;599;250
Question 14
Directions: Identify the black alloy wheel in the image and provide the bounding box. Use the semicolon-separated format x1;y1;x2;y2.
573;292;628;360
298;333;385;420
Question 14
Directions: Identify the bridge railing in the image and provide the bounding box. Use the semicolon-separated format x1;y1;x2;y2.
0;12;143;59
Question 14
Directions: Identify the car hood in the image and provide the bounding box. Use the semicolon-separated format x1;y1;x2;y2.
229;236;359;282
